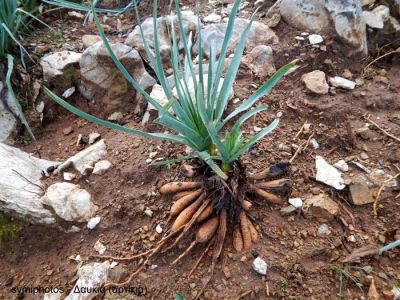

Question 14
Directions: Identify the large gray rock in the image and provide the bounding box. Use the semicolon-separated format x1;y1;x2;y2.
125;12;200;63
193;18;279;58
241;45;276;78
0;143;58;224
0;81;17;145
40;50;81;87
41;182;97;222
280;0;367;56
79;42;156;115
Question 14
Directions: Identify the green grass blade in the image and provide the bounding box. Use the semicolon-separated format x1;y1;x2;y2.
197;151;228;180
5;54;35;141
230;105;268;133
230;118;279;162
210;0;241;115
152;154;196;166
16;8;53;31
44;87;189;145
214;14;255;122
42;0;127;14
1;23;32;60
224;60;297;123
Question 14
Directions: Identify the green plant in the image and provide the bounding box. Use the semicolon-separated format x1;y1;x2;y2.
45;0;296;180
333;265;364;298
45;0;295;292
0;213;20;250
1;0;52;142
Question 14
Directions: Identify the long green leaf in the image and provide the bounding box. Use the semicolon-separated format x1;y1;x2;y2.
152;154;196;166
197;151;228;180
5;54;35;141
230;118;279;162
44;87;189;146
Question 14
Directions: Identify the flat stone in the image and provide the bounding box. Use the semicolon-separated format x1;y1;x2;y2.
303;193;339;222
107;112;123;123
88;132;101;145
40;51;81;85
333;160;349;172
280;205;297;216
288;197;303;208
301;70;329;95
316;156;346;190
241;45;276;78
87;216;101;230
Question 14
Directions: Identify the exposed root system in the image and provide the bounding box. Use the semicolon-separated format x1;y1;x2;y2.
95;161;292;296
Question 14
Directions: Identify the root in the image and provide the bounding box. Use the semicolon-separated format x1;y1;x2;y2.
94;160;292;290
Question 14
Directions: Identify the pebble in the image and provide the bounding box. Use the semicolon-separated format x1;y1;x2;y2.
63;127;73;135
76;134;84;146
347;235;357;243
308;34;324;44
329;76;356;90
88;132;101;144
360;152;369;160
317;224;330;235
108;112;123;123
87;216;101;230
301;70;329;95
63;172;76;181
62;87;76;98
146;158;152;164
93;160;112;175
94;240;106;254
252;257;267;275
310;138;319;149
295;36;305;41
288;197;303;208
149;151;158;159
280;205;297;216
333;160;349;172
144;209;153;217
155;224;163;234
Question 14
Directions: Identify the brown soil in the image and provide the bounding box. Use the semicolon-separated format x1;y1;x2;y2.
1;1;399;300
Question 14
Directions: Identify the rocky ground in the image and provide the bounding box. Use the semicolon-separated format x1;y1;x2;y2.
0;0;399;299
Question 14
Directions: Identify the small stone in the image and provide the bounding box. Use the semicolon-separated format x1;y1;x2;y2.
310;138;319;149
149;264;158;270
155;224;163;234
288;197;303;208
377;234;386;244
360;152;369;160
149;151;158;159
252;257;267;275
240;256;247;262
349;175;374;205
68;225;81;233
94;240;106;254
203;12;221;23
110;261;118;268
342;69;353;79
295;36;305;41
146;158;152;164
301;70;329;95
347;235;356;243
308;34;324;44
181;164;196;178
93;160;112;175
63;127;73;135
316;156;346;190
144;209;153;217
107;112;123;123
280;205;297;216
87;216;101;230
62;87;75;98
76;134;84;146
329;76;356;90
63;172;76;181
303;193;339;222
88;132;101;144
317;224;330;236
333;160;349;172
82;34;100;48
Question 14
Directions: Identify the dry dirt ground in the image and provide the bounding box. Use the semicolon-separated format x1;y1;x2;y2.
1;1;400;299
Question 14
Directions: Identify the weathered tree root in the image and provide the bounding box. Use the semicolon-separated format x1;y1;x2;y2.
98;162;291;296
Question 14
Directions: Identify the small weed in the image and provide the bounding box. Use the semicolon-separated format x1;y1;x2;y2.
279;277;288;293
0;213;21;251
333;265;364;298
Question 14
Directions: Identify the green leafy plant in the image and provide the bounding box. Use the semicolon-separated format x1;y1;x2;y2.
1;0;52;141
45;0;295;292
0;213;20;250
45;0;296;179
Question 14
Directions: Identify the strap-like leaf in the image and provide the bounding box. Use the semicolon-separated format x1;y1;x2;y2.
6;54;35;141
197;151;228;180
44;87;189;146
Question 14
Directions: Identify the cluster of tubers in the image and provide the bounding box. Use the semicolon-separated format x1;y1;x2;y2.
160;176;291;263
